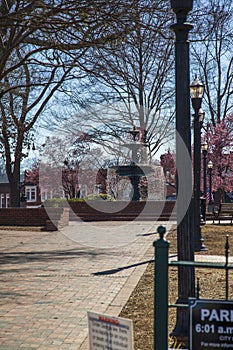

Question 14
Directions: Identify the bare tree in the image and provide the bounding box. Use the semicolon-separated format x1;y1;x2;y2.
191;0;233;125
49;0;175;163
40;0;233;165
38;134;111;199
0;0;137;206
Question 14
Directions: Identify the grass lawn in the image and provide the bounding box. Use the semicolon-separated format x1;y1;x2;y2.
119;224;233;349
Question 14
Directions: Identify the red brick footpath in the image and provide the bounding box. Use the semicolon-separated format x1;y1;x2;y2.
0;220;174;350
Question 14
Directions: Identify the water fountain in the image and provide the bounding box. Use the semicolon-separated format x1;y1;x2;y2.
107;126;165;201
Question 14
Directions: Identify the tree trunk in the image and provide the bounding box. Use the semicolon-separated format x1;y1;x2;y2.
6;154;22;208
9;176;21;207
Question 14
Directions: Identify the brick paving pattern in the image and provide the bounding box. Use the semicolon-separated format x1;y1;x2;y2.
0;220;173;350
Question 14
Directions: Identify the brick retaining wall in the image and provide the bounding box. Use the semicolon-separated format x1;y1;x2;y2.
0;202;176;227
68;200;176;221
0;208;69;230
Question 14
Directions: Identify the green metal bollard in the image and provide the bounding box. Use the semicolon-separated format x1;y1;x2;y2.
154;225;170;350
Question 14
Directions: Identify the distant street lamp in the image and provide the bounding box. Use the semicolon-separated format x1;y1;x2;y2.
190;76;207;251
208;161;213;205
190;76;205;102
199;108;205;130
201;142;208;223
201;142;208;197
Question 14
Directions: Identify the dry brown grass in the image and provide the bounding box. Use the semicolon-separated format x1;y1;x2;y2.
119;224;233;349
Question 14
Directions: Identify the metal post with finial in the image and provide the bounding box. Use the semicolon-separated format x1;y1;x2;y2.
153;225;170;350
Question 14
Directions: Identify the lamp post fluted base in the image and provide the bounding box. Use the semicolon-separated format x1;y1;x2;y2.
170;297;190;348
194;237;208;252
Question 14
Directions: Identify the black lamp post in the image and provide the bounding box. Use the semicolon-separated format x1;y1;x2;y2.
170;0;195;343
208;161;213;205
201;141;208;223
190;76;207;251
202;142;208;196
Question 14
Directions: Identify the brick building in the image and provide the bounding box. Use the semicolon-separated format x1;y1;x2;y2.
0;175;10;208
0;174;40;208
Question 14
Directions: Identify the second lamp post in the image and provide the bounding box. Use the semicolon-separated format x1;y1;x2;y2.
208;160;214;207
190;77;207;251
201;142;208;223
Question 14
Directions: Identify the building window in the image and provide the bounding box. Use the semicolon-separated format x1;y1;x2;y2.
41;191;46;202
0;194;4;208
41;190;52;202
25;186;37;202
6;193;10;208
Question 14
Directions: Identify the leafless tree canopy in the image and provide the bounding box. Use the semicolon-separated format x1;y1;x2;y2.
0;0;137;206
191;0;233;125
50;0;175;162
1;0;232;206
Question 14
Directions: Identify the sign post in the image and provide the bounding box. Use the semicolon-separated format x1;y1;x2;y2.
190;299;233;350
87;311;133;350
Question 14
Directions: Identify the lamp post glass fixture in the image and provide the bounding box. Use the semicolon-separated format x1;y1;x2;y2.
198;108;205;129
190;76;207;251
190;76;205;106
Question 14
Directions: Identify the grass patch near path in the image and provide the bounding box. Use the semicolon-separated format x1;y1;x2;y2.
119;224;233;349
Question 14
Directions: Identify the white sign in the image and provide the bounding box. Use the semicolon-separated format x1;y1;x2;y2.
87;311;133;350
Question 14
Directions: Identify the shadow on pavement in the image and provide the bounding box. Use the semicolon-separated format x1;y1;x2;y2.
0;248;108;265
93;259;154;275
